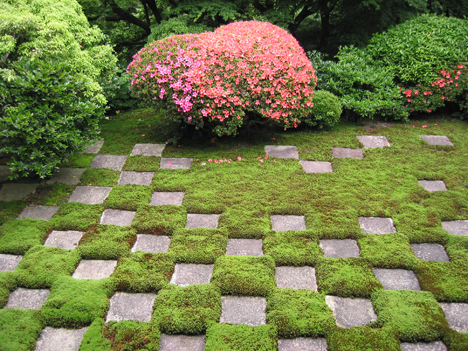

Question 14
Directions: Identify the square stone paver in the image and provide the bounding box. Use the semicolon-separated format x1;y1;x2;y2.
131;235;170;253
186;214;220;229
0;254;22;272
83;140;104;154
34;327;89;351
100;209;136;226
278;338;327;351
439;302;468;333
4;288;50;309
44;231;84;250
441;220;468;236
150;192;185;206
106;292;157;322
325;295;377;328
373;269;421;290
275;266;317;290
17;205;60;221
410;243;449;262
299;161;333;173
169;263;213;286
226;239;263;256
359;217;397;234
419;135;454;146
45;168;86;185
130;143;165;157
319;239;360;258
160;158;193;169
68;186;112;204
90;155;127;171
220;296;267;326
72;260;117;280
159;335;205;351
400;341;448;351
357;135;391;149
118;171;154;185
418;180;447;192
264;145;299;159
270;215;306;232
331;147;364;159
0;183;39;201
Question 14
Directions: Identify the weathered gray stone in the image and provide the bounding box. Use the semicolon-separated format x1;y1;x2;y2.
131;235;170;253
278;338;327;351
34;327;89;351
68;186;112;204
159;335;205;351
90;155;127;171
45;168;86;185
373;269;421;290
264;145;299;159
106;292;157;322
160;158;193;169
100;209;136;226
17;205;60;221
331;147;364;159
359;217;397;234
419;135;454;146
186;214;220;229
72;260;117;280
130;143;165;157
410;243;449;262
400;341;448;351
226;239;263;256
169;263;213;286
418;180;447;192
150;192;184;206
440;302;468;333
275;266;317;290
44;231;84;250
4;288;50;309
319;239;360;258
299;161;333;173
325;295;377;328
357;135;391;149
0;254;22;272
0;165;11;183
0;183;39;201
220;296;267;326
270;215;306;232
441;220;468;236
117;171;154;185
83;140;104;154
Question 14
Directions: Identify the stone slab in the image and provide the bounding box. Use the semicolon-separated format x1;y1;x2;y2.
106;292;157;322
0;254;22;272
68;186;112;205
400;341;448;351
45;168;86;185
83;140;104;154
278;338;327;351
4;288;50;309
357;135;391;149
359;217;397;234
0;183;39;201
72;260;117;280
159;335;205;351
325;295;377;328
440;302;468;333
90;155;127;171
117;171;154;185
169;263;213;286
226;239;263;256
100;209;136;226
150;192;185;206
34;327;89;351
275;266;317;290
220;296;267;326
332;147;364;159
44;231;84;250
186;214;220;229
160;158;193;169
130;143;165;157
270;215;306;232
419;135;454;146
131;235;170;253
373;268;421;290
410;243;449;262
319;239;360;258
0;165;11;183
441;220;468;236
299;161;333;173
418;180;447;192
264;145;299;159
17;205;60;221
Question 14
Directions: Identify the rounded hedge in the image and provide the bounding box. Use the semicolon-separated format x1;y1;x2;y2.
302;90;342;128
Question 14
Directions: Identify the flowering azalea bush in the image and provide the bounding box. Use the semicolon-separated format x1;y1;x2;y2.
127;21;317;138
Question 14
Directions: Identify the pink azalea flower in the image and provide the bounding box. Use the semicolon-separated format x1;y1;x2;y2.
201;162;206;165
142;134;145;137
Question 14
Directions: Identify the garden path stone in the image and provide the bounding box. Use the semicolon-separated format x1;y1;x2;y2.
160;158;193;169
0;254;22;272
410;243;449;262
118;171;154;185
325;295;377;328
150;192;184;206
83;140;104;154
419;135;454;146
220;296;267;326
0;183;39;201
106;292;157;322
264;145;299;159
299;161;333;173
400;341;448;351
270;215;306;232
332;147;364;159
439;302;468;333
159;335;205;351
100;209;136;226
68;186;112;204
44;231;84;250
90;154;127;171
131;234;170;253
357;135;391;148
186;214;220;229
34;327;88;351
226;239;263;256
359;217;397;234
418;180;447;192
319;239;360;258
275;266;317;290
372;269;421;290
17;205;60;221
170;263;213;286
4;288;50;309
45;168;86;185
441;220;468;236
278;338;327;351
130;143;165;157
0;165;11;183
72;260;117;280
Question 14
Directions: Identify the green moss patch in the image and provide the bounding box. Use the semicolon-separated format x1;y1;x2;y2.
444;329;468;351
122;156;160;171
79;168;120;187
29;184;75;206
445;235;468;265
0;272;17;308
327;326;400;351
0;218;53;255
0;200;27;226
0;309;44;351
103;185;152;211
51;202;104;231
204;324;277;351
132;205;186;235
218;209;271;239
60;153;94;168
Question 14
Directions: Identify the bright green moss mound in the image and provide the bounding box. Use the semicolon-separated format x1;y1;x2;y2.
51;202;104;231
218;209;270;239
132;205;186;235
204;324;277;351
327;326;400;351
122;156;160;171
0;200;27;226
0;309;44;351
79;169;120;186
0;218;53;255
445;235;468;265
0;272;17;308
103;185;153;211
444;329;468;351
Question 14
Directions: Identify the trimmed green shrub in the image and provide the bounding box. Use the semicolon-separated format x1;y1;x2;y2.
0;218;53;255
132;205;186;235
204;324;277;351
51;202;104;231
327;326;400;351
0;309;44;351
302;90;342;129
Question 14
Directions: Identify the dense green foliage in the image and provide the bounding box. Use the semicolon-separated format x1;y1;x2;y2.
302;90;342;128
